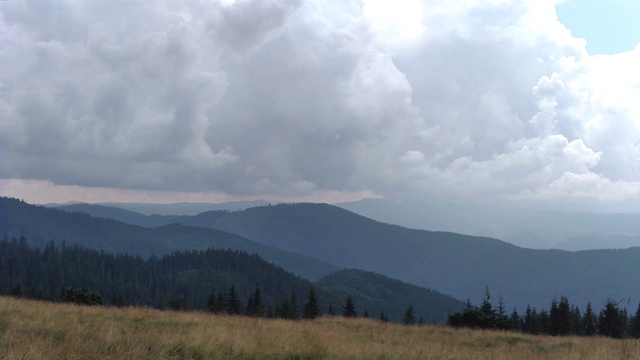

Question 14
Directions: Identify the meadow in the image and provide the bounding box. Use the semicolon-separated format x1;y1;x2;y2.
1;296;638;360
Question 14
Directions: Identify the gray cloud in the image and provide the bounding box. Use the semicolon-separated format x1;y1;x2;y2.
0;0;638;207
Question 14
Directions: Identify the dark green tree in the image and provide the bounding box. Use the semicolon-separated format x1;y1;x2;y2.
522;305;537;334
63;287;104;306
571;305;582;335
379;311;389;323
302;287;320;319
549;296;572;336
288;294;299;319
582;302;597;336
479;287;497;329
342;295;357;318
207;290;217;313
630;302;640;339
246;283;264;317
226;285;242;315
363;309;369;318
403;303;416;325
598;299;625;338
510;308;522;331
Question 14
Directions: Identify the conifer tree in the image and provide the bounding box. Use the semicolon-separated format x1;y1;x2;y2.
631;302;640;339
342;295;357;318
226;285;242;315
549;296;572;336
598;300;625;338
379;311;389;323
288;294;299;320
363;309;369;318
302;287;320;319
418;316;425;326
246;283;264;317
510;308;522;331
207;290;217;313
571;305;582;335
403;303;416;325
522;305;536;334
582;302;597;336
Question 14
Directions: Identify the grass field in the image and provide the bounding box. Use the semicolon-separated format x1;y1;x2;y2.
1;297;639;360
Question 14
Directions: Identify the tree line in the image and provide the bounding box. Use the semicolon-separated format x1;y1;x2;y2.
0;236;423;322
448;288;640;339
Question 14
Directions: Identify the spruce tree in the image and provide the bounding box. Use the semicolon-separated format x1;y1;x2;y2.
342;295;357;318
379;311;389;323
510;308;522;331
582;302;597;336
403;303;416;325
522;305;536;334
207;290;217;313
226;285;242;315
288;294;299;320
598;300;625;338
571;305;581;335
246;284;264;317
631;302;640;339
302;287;320;319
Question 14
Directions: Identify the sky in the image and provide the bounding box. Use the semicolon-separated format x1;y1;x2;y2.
0;0;639;211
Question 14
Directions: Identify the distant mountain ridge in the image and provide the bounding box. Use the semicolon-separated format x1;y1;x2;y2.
0;197;466;323
0;197;336;280
52;200;640;311
336;198;640;250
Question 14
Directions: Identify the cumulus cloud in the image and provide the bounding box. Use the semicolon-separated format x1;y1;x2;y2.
0;0;638;208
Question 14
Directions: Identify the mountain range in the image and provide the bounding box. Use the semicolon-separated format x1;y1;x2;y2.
47;199;640;311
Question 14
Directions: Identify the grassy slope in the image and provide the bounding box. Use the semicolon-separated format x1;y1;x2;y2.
2;297;639;360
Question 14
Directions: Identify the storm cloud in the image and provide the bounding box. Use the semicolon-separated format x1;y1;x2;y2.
1;0;638;207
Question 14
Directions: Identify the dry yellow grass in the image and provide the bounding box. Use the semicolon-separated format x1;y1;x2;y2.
1;296;639;360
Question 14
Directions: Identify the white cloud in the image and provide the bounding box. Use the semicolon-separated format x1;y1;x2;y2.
0;0;637;208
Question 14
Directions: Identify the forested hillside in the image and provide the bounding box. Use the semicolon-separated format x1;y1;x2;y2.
80;202;639;311
6;198;640;312
0;197;336;280
0;236;465;323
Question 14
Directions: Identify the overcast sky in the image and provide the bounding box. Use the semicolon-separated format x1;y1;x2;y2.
0;0;638;211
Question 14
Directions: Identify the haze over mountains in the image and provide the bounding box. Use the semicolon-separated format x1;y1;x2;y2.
54;198;640;251
336;199;640;251
42;199;640;311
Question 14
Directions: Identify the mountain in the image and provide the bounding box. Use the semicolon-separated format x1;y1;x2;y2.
316;269;465;322
98;200;272;216
0;235;465;323
54;203;172;227
33;200;640;311
138;202;640;311
0;197;336;280
336;198;640;250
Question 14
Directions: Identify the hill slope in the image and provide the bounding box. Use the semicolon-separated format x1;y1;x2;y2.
144;203;640;311
0;237;464;323
0;197;336;280
26;200;640;310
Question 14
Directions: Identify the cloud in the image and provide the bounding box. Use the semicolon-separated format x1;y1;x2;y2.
0;0;638;208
